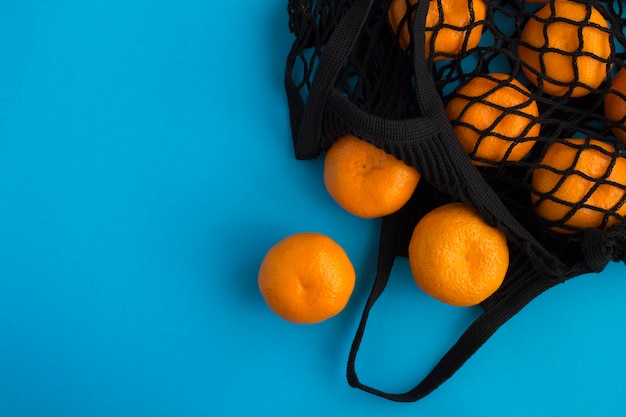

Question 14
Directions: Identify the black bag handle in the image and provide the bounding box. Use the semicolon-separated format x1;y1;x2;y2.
346;190;561;402
347;193;625;403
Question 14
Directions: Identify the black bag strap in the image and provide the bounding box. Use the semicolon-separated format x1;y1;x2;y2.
346;192;561;402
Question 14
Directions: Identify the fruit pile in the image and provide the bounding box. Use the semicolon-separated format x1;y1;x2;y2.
259;133;509;323
262;0;626;327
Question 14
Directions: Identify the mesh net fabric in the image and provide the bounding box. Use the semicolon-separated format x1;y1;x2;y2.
285;0;626;278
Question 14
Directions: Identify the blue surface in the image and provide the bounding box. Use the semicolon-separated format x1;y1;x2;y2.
1;1;626;416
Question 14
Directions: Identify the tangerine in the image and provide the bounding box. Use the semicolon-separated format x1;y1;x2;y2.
388;0;486;61
324;134;420;218
518;0;612;97
258;232;356;324
445;73;540;166
531;138;626;234
408;202;509;307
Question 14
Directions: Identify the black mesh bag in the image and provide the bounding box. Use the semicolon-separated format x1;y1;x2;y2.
284;0;626;402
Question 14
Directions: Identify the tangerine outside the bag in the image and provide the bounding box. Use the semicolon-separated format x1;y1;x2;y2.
283;0;626;402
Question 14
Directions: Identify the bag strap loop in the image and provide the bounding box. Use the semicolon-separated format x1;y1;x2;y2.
346;197;560;402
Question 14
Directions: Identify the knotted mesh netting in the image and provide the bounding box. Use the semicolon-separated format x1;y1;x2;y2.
285;0;626;273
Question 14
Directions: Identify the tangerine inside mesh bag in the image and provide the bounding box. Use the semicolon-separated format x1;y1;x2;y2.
284;0;626;402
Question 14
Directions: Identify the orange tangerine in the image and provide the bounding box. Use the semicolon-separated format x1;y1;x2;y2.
445;73;540;166
388;0;486;61
518;0;612;97
531;138;626;233
324;135;420;218
408;202;509;307
258;232;356;324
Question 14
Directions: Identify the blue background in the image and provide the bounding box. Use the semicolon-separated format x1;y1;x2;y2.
1;1;626;416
